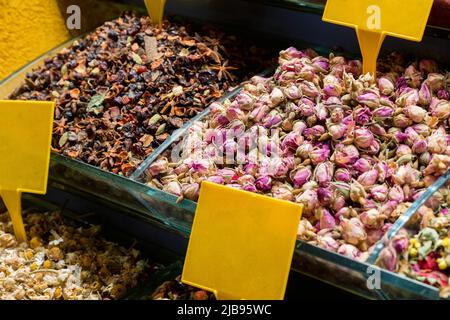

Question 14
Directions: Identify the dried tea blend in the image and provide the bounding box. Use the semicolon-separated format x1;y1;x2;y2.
9;13;274;176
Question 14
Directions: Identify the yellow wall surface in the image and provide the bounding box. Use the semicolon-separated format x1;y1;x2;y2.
0;0;71;79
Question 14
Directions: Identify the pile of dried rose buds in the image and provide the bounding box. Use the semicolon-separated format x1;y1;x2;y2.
378;184;450;298
9;13;273;176
0;208;153;300
146;47;450;261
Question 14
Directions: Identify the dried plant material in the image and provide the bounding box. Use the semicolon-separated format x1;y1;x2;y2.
0;208;154;300
9;13;274;176
151;275;214;300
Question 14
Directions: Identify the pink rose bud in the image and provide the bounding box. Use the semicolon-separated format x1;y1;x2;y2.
338;244;361;259
350;181;367;205
163;181;182;196
419;59;438;74
296;142;314;159
333;144;359;166
182;183;200;201
238;174;255;186
234;92;255;110
270;87;285;106
405;65;422;88
335;207;357;220
341;217;367;246
419;152;432;165
284;84;301;100
360;209;386;229
173;163;189;175
295;189;318;216
378;77;395;96
366;228;384;245
334;168;351;182
373;106;394;119
217;168;238;183
309;145;331;165
354;106;372;125
354;127;375;149
327;123;347;140
396;144;412;158
423;154;450;176
271;184;294;201
281;132;303;152
290;166;312;188
255;176;272;192
280;47;305;59
262;112;283;128
367;140;380;155
317;235;339;252
425;73;445;92
148;158;169;176
318;208;336;230
293;120;307;134
357;91;380;109
242;183;257;193
312;56;330;72
412;123;431;137
371;184;388;202
249;103;269;122
314;161;334;186
412;139;427;154
243;163;258;176
404;105;427;123
357;170;378;187
380;200;398;217
304;125;326;140
207;175;226;185
323;84;341;97
378;245;397;271
299;101;315;117
331;193;346;211
369;124;386;136
418;82;431;106
393;114;413;128
388;185;404;202
353;158;372;173
315;104;329;121
392;232;409;253
226;107;246;122
431;100;450;120
375;161;389;182
299;81;320;98
317;187;333;206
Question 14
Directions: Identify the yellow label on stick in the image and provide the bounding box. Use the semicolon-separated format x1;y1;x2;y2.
323;0;433;75
144;0;167;27
182;181;302;300
0;100;54;242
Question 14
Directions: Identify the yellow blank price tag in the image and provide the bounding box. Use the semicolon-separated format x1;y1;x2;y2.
182;181;302;300
323;0;433;75
144;0;167;27
0;100;54;242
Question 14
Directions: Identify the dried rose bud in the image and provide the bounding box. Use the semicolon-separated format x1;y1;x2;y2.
225;107;246;122
419;152;432;166
331;193;346;211
412;139;427;154
234;92;255;110
317;187;333;206
317;235;339;252
262;111;283;128
411;123;431;137
271;183;294;201
427;126;447;154
380;200;398;217
295;189;318;216
437;89;449;100
255;176;272;192
249;103;269;122
396;144;412;158
269;87;285;107
372;106;394;120
309;145;331;165
388;185;405;202
357;170;379;187
350;180;367;205
419;59;438;74
393;114;413;128
392;231;409;253
293;120;307;134
397;88;419;107
404;105;427;123
357;91;380;109
354;106;372;125
354;127;375;149
148;158;169;176
341;217;368;247
318;208;336;230
418;82;431;106
337;244;361;259
334;168;352;182
335;207;357;220
207;175;226;185
431;100;450;120
327;123;347;141
304;125;326;140
369;123;386;136
378;77;395;96
163;181;182;196
425;73;445;92
313;161;334;186
378;245;397;271
423;154;450;176
374;161;389;182
366;228;384;245
182;183;200;201
290;166;312;188
360;209;386;229
371;184;388;202
353;158;372;173
333;144;359;166
299;81;320;98
405;65;422;88
217;168;237;183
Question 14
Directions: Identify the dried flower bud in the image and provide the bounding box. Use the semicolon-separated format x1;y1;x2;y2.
371;184;388;202
333;144;359;166
249;103;269;123
309;145;331;165
423;154;450;176
393;114;413;128
271;183;294;201
317;187;333;206
353;158;372;173
299;81;320;98
378;77;395;96
234;92;255;110
431;100;450;120
357;91;380;109
350;180;367;205
369;123;386;136
317;235;339;252
341;217;367;246
296;142;314;159
182;183;200;201
313;161;334;186
290;166;312;188
354;127;375;149
412;139;427;154
148;158;169;176
378;245;397;271
270;87;285;107
255;176;272;192
334;168;352;182
360;209;386;229
318;208;336;230
163;181;182;196
404;105;427;123
418;82;431;106
337;244;361;259
388;185;405;202
357;169;378;187
304;125;326;140
207;175;225;185
295;189;318;216
425;73;445;92
354;106;372;125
